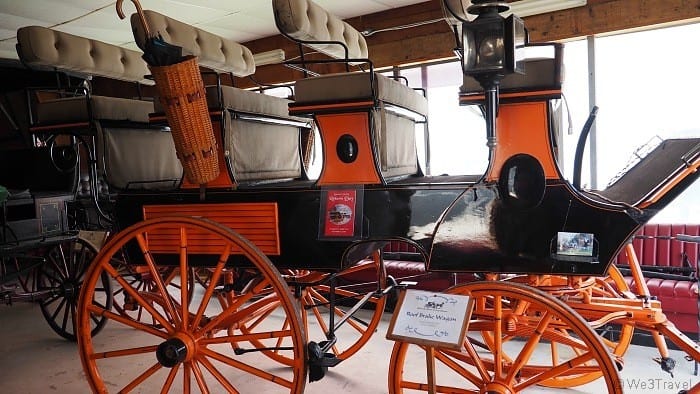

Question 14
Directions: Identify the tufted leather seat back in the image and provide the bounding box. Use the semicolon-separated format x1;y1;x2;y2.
273;0;368;61
130;10;255;76
16;25;152;85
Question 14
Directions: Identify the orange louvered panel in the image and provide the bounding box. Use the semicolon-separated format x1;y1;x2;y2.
142;203;280;255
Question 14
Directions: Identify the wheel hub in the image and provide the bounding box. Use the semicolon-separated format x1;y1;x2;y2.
156;338;188;368
61;281;78;298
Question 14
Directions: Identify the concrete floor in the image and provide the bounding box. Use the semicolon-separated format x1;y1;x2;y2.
1;300;699;393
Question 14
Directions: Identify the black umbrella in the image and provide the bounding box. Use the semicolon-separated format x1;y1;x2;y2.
116;0;183;66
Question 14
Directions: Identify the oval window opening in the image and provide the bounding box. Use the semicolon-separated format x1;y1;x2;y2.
337;134;359;164
498;154;546;210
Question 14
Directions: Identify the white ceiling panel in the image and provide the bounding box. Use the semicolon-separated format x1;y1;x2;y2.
206;14;271;36
0;14;49;34
164;0;251;13
0;0;437;61
0;0;93;24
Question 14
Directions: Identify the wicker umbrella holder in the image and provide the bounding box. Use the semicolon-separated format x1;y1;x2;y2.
149;55;219;185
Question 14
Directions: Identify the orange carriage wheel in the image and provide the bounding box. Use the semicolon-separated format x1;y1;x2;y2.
488;264;634;388
76;216;307;393
388;281;621;394
37;236;112;341
232;251;387;365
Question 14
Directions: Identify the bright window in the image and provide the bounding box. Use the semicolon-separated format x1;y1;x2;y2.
562;23;700;223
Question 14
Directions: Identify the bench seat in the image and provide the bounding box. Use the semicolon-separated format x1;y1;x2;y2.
36;95;153;125
294;72;428;116
16;25;182;191
133;10;309;185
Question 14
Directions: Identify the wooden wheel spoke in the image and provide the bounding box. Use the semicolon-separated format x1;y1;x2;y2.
135;233;180;328
237;295;280;331
505;311;553;382
304;291;331;332
50;297;67;322
54;244;70;279
161;364;180;394
89;311;102;326
89;344;159;360
179;228;190;329
190;361;210;394
198;279;275;335
183;363;192;394
201;329;295;346
432;346;486;388
41;269;62;285
200;347;294;389
46;254;67;281
191;244;232;330
462;334;492;382
274;318;292;351
493;295;503;378
120;362;162;393
106;264;174;332
515;351;597;390
42;293;61;307
87;304;169;338
196;355;240;393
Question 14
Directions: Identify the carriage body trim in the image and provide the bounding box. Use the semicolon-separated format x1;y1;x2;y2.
142;202;280;255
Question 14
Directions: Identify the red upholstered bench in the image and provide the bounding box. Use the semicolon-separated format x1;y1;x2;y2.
343;241;476;293
380;241;477;292
617;224;700;333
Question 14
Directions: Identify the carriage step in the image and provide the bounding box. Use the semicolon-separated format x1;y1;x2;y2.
307;341;341;382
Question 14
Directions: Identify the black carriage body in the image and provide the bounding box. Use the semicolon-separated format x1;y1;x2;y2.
115;175;641;276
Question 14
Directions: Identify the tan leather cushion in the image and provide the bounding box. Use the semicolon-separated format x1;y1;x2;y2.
373;109;418;178
207;86;306;122
294;72;428;116
36;96;153;124
131;10;255;76
273;0;368;60
225;118;302;182
98;126;182;190
16;26;152;85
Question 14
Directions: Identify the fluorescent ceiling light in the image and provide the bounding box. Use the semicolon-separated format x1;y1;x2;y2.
253;49;286;66
507;0;587;17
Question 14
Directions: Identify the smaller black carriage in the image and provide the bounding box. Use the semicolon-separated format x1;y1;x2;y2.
0;145;112;340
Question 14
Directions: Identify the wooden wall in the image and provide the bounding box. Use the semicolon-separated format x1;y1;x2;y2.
240;0;700;87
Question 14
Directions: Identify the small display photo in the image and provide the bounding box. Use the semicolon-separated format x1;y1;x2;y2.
556;232;594;256
319;188;363;239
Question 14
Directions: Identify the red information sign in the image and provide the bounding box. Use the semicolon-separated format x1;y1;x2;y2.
323;189;357;237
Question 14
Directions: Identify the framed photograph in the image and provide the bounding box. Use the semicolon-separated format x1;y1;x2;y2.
556;231;594;256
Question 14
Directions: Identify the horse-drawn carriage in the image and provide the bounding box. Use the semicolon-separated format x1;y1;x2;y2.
2;0;700;392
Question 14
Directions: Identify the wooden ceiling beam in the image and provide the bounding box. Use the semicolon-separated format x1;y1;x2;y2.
239;0;700;88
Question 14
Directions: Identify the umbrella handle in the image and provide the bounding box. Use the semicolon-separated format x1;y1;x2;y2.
116;0;153;38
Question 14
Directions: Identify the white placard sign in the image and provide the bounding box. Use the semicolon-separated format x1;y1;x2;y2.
387;289;472;349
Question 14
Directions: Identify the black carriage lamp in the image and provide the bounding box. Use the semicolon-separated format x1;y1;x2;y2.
462;0;527;148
